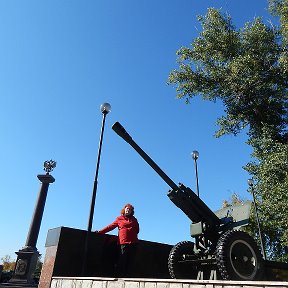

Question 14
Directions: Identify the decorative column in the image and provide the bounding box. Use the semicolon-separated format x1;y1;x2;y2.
8;160;56;287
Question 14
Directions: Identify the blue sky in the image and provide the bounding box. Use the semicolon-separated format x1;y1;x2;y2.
0;0;275;261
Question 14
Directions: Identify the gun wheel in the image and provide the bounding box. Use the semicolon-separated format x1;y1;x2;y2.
168;241;197;279
216;230;263;280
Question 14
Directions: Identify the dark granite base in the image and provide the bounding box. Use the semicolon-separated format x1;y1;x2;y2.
39;227;173;288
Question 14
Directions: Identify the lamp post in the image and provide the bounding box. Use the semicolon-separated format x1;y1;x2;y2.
8;160;56;287
87;102;111;232
191;150;200;197
248;179;267;260
82;102;111;276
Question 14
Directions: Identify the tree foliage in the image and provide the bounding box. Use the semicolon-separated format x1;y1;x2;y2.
169;8;287;141
222;192;244;208
269;0;288;44
1;255;15;272
245;129;288;261
169;3;287;261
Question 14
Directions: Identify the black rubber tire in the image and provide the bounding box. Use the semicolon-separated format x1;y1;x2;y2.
168;241;197;279
216;230;264;280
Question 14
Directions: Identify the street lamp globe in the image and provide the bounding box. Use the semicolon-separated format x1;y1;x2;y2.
100;103;111;114
248;179;254;186
191;150;199;160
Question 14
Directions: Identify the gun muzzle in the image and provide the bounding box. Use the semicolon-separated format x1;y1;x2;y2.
112;122;133;143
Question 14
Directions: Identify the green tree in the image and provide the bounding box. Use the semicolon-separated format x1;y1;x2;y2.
168;4;287;261
245;129;288;261
269;0;288;44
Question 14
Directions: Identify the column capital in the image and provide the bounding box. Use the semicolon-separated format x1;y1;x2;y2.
37;174;55;184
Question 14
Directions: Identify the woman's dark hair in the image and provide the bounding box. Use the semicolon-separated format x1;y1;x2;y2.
121;203;134;216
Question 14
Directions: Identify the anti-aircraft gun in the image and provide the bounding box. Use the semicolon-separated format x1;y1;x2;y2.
112;121;264;281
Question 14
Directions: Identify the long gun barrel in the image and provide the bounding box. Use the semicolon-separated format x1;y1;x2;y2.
112;122;221;228
112;122;179;190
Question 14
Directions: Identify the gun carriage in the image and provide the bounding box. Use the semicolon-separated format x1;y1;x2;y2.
112;121;264;281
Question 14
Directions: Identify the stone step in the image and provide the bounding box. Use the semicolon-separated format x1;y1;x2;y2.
0;285;36;288
50;277;288;288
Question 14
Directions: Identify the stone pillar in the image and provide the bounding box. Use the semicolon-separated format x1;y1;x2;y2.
6;166;55;287
25;175;55;249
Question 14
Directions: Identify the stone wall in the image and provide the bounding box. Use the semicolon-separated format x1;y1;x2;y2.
50;277;288;288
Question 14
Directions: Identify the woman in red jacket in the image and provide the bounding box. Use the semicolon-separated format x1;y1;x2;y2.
97;203;139;277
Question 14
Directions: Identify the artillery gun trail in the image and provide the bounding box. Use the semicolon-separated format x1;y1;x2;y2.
112;121;287;281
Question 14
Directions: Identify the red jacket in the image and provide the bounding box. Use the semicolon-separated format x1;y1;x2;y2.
98;215;139;245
